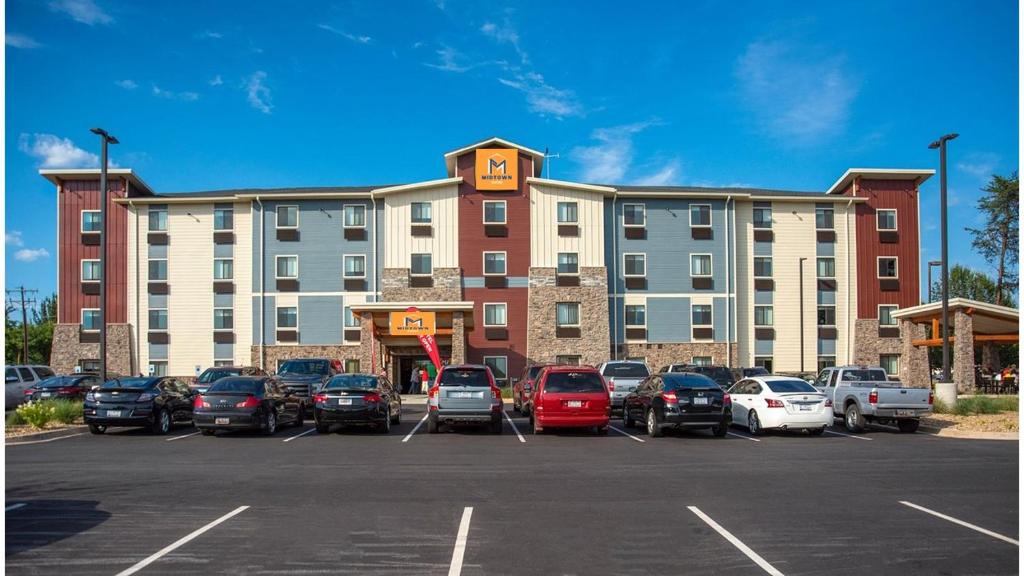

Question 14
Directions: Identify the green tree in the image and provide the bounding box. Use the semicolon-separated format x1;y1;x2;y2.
5;294;57;365
966;172;1019;305
931;265;1016;307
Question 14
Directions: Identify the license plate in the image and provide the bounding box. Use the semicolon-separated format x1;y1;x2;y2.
451;391;473;399
338;398;353;405
693;397;709;406
215;417;229;425
40;392;52;398
567;400;583;408
106;410;122;418
799;404;812;411
895;409;915;417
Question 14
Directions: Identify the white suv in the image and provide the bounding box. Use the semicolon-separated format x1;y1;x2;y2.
5;365;55;408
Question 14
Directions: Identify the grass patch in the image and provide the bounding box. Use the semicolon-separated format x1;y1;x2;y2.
498;386;514;400
52;400;84;425
6;410;26;426
10;399;84;429
934;395;1018;416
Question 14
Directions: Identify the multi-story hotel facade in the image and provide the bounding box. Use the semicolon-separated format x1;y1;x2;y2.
43;137;932;387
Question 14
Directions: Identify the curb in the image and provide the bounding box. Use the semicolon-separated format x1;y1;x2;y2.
918;426;1018;440
5;425;88;443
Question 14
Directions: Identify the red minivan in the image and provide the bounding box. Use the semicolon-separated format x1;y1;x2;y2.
530;365;610;435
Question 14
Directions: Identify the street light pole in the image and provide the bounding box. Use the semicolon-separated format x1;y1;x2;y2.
929;133;958;383
91;128;118;382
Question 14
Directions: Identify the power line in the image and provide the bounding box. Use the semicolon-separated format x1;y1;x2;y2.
6;286;39;364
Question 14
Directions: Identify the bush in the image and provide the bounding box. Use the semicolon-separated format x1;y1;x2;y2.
51;400;83;425
16;401;57;429
6;410;26;427
934;395;1018;415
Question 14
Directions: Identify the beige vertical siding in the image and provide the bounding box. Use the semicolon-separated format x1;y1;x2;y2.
771;203;817;371
166;204;215;375
529;184;605;267
734;202;753;365
126;204;140;373
383;185;459;269
234;201;253;365
838;201;858;365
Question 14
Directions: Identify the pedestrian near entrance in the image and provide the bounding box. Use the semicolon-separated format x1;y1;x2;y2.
409;366;420;395
419;366;430;394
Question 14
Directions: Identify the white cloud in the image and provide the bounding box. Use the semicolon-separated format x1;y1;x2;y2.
246;71;273;114
633;160;682;186
6;33;42;49
48;0;113;25
15;248;50;262
115;79;137;90
152;85;199;101
956;152;999;180
570;121;661;183
498;71;582;118
412;41;424;49
198;30;223;39
481;20;527;64
209;75;224;86
735;39;858;145
317;24;372;44
424;46;498;73
18;133;101;168
6;231;24;247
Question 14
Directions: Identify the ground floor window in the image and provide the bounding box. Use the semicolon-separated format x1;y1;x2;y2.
817;356;836;372
754;356;773;372
345;359;360;373
626;356;646;363
691;356;712;367
149;361;168;376
483;356;508;385
555;355;580;366
214;360;234;367
79;359;100;373
880;354;900;377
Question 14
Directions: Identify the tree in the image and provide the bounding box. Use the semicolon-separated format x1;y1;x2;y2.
966;172;1019;305
5;294;57;365
931;265;1016;307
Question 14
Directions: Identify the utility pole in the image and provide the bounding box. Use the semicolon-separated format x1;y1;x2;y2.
929;133;958;383
6;286;38;363
91;128;118;382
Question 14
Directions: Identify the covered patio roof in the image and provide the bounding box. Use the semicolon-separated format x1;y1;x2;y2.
892;298;1018;346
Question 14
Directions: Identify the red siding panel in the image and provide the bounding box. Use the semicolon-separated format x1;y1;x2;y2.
853;178;920;317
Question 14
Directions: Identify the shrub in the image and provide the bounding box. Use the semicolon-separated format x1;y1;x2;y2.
51;400;83;425
6;410;26;427
16;401;57;429
934;395;1018;415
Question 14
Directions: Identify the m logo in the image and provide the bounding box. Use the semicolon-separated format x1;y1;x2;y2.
488;155;507;175
475;148;518;190
404;316;424;328
389;310;436;336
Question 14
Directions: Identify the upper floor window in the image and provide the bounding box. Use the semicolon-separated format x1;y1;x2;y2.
148;259;168;281
483;303;507;327
214;259;233;280
556;302;580;327
483;252;506;276
344;307;360;328
81;260;101;282
344;205;366;228
623;204;646;227
483;201;506;224
880;354;900;377
276;205;298;229
690;254;712;277
81;210;102;233
623;253;646;277
214;207;233;230
484;356;509;385
81;309;101;331
878;257;898;278
691;304;712;326
214;309;233;330
879;305;899;327
410;253;432;276
816;257;835;279
557;202;578;224
877;209;897;231
754;306;773;326
689;204;711;227
276;255;298;279
557;252;579;275
815;206;834;230
753;257;772;278
344;255;366;278
411;202;432;224
817;306;836;327
277;306;298;329
148;207;167;231
149;309;168;331
752;203;772;229
625;304;646;327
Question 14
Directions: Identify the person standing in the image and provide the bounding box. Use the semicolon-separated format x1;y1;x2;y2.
408;365;420;395
419;366;430;394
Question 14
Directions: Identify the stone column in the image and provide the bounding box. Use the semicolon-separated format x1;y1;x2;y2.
358;312;376;374
952;309;975;393
981;342;1001;373
451;312;466;364
899;319;930;388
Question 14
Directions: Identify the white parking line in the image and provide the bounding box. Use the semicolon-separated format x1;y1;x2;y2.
448;506;474;576
282;427;317;443
727;431;761;442
824;429;872;441
899;501;1019;546
113;505;249;576
6;433;85;446
608;425;646;443
502;411;526;443
688;506;785;576
402;414;429;443
5;503;27;512
165;431;201;442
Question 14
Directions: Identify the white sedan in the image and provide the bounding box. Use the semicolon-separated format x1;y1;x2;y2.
728;376;832;435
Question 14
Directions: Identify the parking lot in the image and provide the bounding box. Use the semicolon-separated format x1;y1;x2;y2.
6;405;1019;575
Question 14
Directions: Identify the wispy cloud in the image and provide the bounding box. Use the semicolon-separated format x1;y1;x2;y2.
246;71;273;114
318;24;371;44
570;121;668;183
735;39;858;145
15;248;51;262
114;79;137;90
152;85;199;101
633;160;682;187
197;30;223;39
48;0;113;25
18;133;102;168
209;75;224;86
498;71;582;118
6;33;42;49
481;19;527;64
424;46;503;73
6;231;24;247
957;152;999;180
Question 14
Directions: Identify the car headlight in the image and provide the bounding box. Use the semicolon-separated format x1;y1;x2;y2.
85;392;96;402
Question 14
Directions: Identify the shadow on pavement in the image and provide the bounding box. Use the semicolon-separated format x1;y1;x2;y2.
5;500;111;557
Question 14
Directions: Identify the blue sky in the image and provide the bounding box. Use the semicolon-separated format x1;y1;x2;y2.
5;0;1019;301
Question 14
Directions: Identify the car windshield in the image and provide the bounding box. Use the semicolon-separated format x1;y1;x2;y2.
198;368;241;383
840;369;888;382
439;368;490;387
278;360;328;376
325;375;378;390
766;380;818;393
37;376;83;388
695;367;732;380
527;366;547;380
101;378;153;389
601;363;649;378
744;368;769;377
543;372;605;393
665;374;718;390
207;378;263;393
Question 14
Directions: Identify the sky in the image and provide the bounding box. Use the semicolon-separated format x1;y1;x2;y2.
4;0;1020;302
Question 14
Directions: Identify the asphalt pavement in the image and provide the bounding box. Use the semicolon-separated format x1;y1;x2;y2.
5;405;1020;575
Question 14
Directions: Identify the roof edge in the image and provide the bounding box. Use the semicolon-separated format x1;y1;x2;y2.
826;168;935;195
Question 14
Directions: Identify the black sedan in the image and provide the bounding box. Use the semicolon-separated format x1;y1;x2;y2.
192;365;268;394
313;374;401;434
84;377;197;435
193;376;304;436
622;372;731;438
25;374;102;402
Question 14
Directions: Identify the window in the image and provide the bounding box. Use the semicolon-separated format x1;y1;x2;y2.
555;355;580;366
344;307;360;328
691;356;712;367
877;209;897;231
214;207;233;230
691;254;712;277
214;309;233;330
557;253;579;275
276;205;298;229
410;253;432;276
752;204;772;229
344;359;360;373
81;309;101;331
817;306;836;326
483;252;506;275
623;254;646;277
878;257;898;278
276;256;298;279
149;361;168;377
214;360;235;367
484;356;508;384
213;259;233;280
81;210;102;233
691;304;712;326
149;259;167;281
690;204;711;227
880;354;900;377
411;202;432;224
623;204;646;227
149;309;168;331
817;257;835;278
817;356;836;372
277;306;298;328
344;255;366;278
483;201;506;224
148;207;167;231
557;202;578;223
815;206;834;229
556;302;580;327
754;306;773;326
344;205;366;228
754;356;773;372
625;304;646;327
81;260;101;282
879;305;898;327
753;257;772;278
484;303;507;327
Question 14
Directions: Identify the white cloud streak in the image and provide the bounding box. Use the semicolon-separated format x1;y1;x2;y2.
6;231;24;247
571;122;667;183
198;30;223;39
956;152;1000;180
481;20;527;64
152;85;199;101
15;248;51;262
209;75;224;86
48;0;113;25
18;133;102;168
6;33;42;49
498;71;582;118
115;79;137;90
246;71;273;114
318;24;372;44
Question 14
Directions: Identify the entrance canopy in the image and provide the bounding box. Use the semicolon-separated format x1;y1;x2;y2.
892;298;1019;346
348;301;475;342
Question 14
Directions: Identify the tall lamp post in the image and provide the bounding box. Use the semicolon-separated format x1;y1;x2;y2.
927;260;942;303
928;133;957;384
90;128;118;382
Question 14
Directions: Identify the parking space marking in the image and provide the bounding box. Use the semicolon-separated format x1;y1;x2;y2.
113;505;250;576
6;433;85;446
448;506;474;576
687;506;785;576
608;425;646;443
5;503;27;512
282;427;317;443
165;431;201;442
402;414;429;443
824;429;872;440
727;431;761;442
502;411;526;443
899;501;1019;546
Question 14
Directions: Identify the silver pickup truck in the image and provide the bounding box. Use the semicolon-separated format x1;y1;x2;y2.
814;365;932;433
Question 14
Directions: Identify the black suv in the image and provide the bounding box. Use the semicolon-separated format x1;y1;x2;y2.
658;363;734;390
275;359;339;415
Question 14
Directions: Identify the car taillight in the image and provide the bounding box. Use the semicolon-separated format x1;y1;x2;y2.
363;393;381;403
928;391;934;405
194;396;210;409
765;398;784;408
57;387;77;395
314;393;328;404
236;396;261;408
868;390;878;405
723;393;731;406
825;399;833;407
490;387;501;400
661;391;678;403
428;385;439;399
607;379;615;392
23;389;34;395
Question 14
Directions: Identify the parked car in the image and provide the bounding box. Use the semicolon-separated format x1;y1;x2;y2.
728;376;831;436
513;364;552;415
733;366;770;380
194;376;303;436
193;366;267;394
623;372;731;438
24;374;102;402
530;365;610;435
313;374;402;433
275;358;339;415
427;364;503;434
597;360;649;414
84;377;196;435
814;365;932;433
5;365;55;408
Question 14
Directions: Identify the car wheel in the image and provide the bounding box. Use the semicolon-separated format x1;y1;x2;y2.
263;410;278;436
315;421;330;434
151;409;171;435
747;411;763;436
809;427;825;436
380;409;392;434
844;404;866;433
490;417;503;434
391;406;401;425
712;421;728;437
513;397;521;413
427;417;439;434
897;419;920;433
200;429;216;436
295;405;305;427
646;409;663;438
622;407;634;428
88;423;106;435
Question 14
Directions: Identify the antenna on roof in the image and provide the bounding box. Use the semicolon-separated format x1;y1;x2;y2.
543;147;559;180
